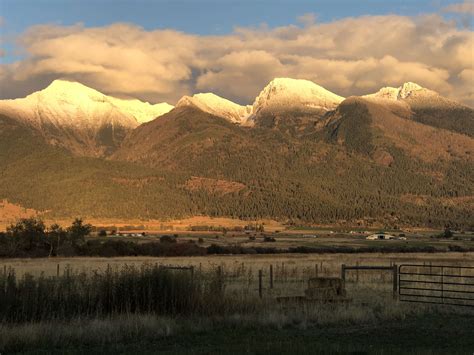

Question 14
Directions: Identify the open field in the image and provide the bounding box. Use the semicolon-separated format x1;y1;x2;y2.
3;252;474;278
1;253;473;353
89;228;474;251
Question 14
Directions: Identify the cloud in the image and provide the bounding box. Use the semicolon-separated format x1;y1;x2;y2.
1;13;473;106
443;1;474;15
297;13;317;27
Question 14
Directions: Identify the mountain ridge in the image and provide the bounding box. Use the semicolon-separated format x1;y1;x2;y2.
1;77;473;228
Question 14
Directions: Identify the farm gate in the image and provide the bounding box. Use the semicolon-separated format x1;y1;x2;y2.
398;264;474;307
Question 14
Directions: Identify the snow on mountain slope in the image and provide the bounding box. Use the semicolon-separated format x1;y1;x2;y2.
365;82;431;100
0;80;174;156
176;93;252;124
364;82;474;137
0;79;173;128
108;98;173;124
175;79;345;127
364;82;464;109
251;78;344;116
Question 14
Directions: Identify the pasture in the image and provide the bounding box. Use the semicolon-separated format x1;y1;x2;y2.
1;252;473;353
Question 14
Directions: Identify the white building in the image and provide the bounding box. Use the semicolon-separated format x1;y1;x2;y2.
366;233;396;240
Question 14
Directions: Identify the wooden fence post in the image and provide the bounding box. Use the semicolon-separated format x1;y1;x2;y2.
259;269;263;299
315;264;319;277
393;264;398;298
218;266;223;292
57;264;60;278
356;261;359;283
341;264;346;281
269;264;273;289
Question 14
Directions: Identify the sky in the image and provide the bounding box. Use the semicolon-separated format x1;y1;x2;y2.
0;0;473;105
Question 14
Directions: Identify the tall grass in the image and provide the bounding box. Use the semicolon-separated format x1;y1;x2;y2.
0;264;227;322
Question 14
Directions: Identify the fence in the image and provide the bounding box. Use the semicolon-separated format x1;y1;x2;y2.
398;264;474;307
341;263;398;296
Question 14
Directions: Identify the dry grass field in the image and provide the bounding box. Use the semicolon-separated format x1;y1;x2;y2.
3;252;474;277
3;252;473;300
1;252;474;354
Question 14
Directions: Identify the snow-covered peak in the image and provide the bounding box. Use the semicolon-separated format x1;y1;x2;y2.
252;78;344;115
0;79;174;127
40;79;106;100
365;82;432;101
176;92;252;124
398;82;424;99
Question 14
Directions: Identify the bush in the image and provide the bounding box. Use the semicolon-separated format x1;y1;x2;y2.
160;235;177;243
98;230;107;237
440;228;453;239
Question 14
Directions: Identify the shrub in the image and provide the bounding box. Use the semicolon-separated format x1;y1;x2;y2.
98;230;107;237
160;235;177;243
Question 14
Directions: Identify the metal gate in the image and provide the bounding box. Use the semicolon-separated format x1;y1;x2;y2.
398;264;474;307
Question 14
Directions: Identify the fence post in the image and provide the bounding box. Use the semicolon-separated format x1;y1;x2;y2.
57;264;60;278
217;265;224;293
356;261;359;283
259;269;263;299
269;264;273;289
315;263;319;277
341;264;346;281
393;264;398;298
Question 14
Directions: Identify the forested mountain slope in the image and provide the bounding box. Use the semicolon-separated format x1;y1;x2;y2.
1;79;473;229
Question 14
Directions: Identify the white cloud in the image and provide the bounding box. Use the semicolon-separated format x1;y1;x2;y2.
0;13;473;106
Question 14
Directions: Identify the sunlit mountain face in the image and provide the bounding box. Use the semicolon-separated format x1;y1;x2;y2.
1;76;472;228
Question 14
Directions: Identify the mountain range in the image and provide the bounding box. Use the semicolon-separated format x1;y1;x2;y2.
0;78;473;228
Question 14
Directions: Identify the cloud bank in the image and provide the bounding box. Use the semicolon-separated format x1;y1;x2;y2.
1;11;473;106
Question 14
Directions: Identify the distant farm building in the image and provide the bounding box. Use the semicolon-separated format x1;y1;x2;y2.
366;233;396;240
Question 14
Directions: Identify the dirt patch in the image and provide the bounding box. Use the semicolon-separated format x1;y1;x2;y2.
41;216;285;233
438;196;474;208
372;149;394;167
184;176;246;195
0;200;42;230
400;194;429;206
111;176;161;187
400;194;474;209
